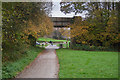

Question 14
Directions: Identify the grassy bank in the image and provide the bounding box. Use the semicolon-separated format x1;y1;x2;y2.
2;46;44;79
56;49;118;78
37;37;70;42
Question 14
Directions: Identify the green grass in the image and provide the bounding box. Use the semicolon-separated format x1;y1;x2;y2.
37;37;70;42
56;44;69;48
56;49;118;78
2;46;44;78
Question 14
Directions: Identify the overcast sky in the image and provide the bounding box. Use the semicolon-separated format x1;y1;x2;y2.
51;0;86;17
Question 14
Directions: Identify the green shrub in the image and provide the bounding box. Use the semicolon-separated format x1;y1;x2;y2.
71;44;118;51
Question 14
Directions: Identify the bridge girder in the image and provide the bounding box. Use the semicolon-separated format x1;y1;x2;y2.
50;17;74;28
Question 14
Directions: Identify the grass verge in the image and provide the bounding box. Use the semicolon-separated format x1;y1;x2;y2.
56;49;118;78
2;46;44;79
37;37;70;42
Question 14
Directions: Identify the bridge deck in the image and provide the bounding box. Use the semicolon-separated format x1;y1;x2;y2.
50;17;73;27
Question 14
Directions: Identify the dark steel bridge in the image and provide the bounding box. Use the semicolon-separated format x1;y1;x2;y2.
50;17;74;27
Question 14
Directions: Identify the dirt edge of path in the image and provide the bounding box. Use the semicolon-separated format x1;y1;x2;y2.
15;49;46;78
54;50;60;78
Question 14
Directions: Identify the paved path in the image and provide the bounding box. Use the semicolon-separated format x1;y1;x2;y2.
16;49;59;78
45;45;59;49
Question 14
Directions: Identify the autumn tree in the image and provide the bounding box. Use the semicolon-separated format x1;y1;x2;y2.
2;2;53;62
60;2;120;50
59;28;70;40
70;16;89;44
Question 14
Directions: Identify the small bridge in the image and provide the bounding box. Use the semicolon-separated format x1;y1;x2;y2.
50;17;74;27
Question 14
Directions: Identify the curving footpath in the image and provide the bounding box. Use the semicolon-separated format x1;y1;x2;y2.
16;47;59;78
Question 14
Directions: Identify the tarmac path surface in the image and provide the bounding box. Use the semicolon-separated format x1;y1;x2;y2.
45;44;59;49
16;47;59;78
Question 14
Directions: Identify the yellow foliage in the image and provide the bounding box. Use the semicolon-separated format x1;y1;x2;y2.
23;15;53;38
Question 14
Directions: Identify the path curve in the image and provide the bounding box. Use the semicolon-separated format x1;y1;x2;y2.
16;49;59;78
